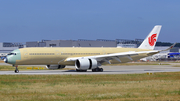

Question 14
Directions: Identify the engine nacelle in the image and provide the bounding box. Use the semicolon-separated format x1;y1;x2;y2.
46;65;66;69
75;58;97;70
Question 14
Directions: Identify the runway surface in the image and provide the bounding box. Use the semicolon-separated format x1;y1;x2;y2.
1;64;180;75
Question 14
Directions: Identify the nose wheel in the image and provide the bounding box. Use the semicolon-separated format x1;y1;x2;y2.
14;66;19;73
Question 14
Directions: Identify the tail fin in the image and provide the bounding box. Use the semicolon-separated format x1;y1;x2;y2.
138;25;162;50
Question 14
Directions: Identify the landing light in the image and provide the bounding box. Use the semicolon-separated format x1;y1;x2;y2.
4;57;8;63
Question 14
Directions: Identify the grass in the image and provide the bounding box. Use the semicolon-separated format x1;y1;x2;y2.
0;65;46;71
173;65;180;67
0;72;180;100
0;65;75;71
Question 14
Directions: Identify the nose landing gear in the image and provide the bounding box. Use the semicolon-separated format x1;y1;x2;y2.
14;66;19;73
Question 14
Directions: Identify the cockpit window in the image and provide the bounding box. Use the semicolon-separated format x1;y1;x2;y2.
8;53;16;55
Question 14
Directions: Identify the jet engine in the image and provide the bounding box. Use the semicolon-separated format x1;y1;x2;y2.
75;58;97;70
46;65;66;69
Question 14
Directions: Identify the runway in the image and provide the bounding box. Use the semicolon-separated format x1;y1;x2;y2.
1;64;180;75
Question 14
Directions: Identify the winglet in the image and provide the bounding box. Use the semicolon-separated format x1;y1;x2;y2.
138;25;162;50
161;43;176;52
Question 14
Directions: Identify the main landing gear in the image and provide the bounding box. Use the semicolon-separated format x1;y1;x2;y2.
76;67;103;72
14;66;19;73
92;67;103;72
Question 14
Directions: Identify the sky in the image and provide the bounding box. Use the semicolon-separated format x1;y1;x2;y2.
0;0;180;43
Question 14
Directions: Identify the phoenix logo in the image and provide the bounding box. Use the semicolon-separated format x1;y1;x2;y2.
148;33;157;46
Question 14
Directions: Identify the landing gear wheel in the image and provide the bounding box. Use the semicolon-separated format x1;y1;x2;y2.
92;68;103;72
14;66;19;73
92;68;98;72
100;68;103;72
15;70;19;73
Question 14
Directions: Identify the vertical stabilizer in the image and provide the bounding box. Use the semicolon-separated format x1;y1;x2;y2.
138;25;162;50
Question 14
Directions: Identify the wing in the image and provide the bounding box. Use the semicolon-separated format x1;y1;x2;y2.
65;43;176;64
65;50;159;64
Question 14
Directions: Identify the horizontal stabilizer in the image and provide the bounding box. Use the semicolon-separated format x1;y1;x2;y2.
161;43;176;52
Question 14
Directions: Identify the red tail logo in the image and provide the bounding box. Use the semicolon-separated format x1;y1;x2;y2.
148;33;157;46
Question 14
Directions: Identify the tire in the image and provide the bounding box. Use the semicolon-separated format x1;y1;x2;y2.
100;68;103;72
92;68;103;72
92;68;97;72
15;70;19;73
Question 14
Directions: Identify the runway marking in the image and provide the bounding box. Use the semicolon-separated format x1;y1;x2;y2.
27;67;32;69
33;67;39;69
39;67;44;69
146;72;153;75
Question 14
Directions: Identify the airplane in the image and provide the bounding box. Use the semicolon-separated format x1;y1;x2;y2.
4;25;175;73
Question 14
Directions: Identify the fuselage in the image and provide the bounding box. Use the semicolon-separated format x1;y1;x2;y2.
5;47;155;66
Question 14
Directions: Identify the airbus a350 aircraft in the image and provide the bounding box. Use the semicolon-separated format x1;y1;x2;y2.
4;25;175;73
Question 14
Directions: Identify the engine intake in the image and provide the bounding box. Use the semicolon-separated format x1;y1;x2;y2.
75;59;97;70
46;65;66;69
